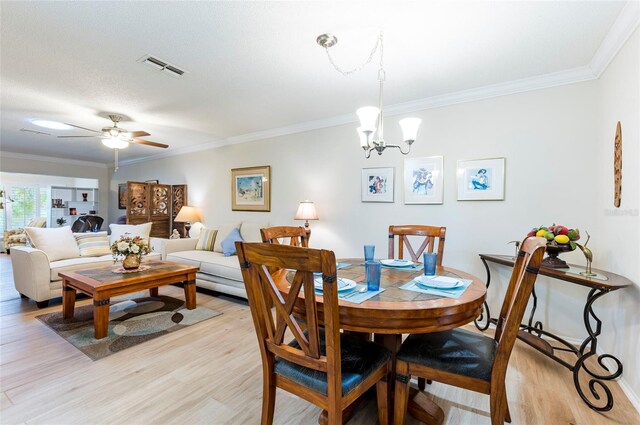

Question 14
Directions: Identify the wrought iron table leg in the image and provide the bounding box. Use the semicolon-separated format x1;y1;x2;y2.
527;284;544;334
572;288;623;411
474;257;492;331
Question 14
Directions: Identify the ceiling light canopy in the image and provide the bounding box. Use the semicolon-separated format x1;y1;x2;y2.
30;120;72;130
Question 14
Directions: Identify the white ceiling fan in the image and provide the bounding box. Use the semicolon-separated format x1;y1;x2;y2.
57;114;168;171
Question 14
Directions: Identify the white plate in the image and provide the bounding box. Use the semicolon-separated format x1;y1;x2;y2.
414;275;464;289
380;259;415;268
314;277;357;293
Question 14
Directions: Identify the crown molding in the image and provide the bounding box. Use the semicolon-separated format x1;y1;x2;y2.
0;150;108;168
116;2;639;170
590;1;640;78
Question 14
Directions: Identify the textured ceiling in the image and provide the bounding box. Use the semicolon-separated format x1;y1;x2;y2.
0;1;627;165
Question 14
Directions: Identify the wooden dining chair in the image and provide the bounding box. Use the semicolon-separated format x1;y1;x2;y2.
388;225;446;264
393;236;547;425
260;225;310;247
236;242;391;425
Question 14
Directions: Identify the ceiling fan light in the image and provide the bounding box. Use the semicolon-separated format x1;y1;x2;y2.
102;137;129;149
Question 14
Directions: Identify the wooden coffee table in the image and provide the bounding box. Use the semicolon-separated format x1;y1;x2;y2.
58;260;198;339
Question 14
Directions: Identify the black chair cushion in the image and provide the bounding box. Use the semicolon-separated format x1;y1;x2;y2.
397;328;498;382
274;331;390;396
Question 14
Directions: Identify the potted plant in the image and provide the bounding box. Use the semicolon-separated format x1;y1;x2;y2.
56;217;67;227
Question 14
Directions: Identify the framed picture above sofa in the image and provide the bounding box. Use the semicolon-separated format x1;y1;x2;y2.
231;166;271;212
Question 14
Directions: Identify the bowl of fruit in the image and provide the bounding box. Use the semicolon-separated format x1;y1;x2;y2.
527;225;580;268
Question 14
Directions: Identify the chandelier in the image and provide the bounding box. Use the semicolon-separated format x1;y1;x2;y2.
317;32;421;158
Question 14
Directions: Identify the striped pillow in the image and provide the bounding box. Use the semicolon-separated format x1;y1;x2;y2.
195;228;218;251
74;231;111;257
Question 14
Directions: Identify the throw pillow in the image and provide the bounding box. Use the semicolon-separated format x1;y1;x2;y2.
239;222;270;243
25;226;80;262
195;228;218;251
213;223;241;253
74;231;111;257
109;222;152;246
221;228;244;257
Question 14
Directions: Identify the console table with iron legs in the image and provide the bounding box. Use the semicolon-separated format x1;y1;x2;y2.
474;254;633;412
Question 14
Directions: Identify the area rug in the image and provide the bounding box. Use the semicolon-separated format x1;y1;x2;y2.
36;295;222;360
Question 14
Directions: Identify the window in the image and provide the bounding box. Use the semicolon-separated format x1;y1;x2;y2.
10;187;37;229
2;185;48;231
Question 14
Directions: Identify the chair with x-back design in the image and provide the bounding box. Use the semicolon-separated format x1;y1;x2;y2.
388;225;446;264
236;242;391;424
393;237;547;425
260;226;310;247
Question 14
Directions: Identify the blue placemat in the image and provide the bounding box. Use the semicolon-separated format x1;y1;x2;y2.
336;262;352;270
381;262;424;271
400;277;472;299
338;284;384;304
311;284;384;304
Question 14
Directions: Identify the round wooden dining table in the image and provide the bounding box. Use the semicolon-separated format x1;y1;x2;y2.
275;258;487;425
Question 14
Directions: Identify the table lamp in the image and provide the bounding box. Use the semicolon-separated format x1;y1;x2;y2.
295;200;318;229
174;206;202;238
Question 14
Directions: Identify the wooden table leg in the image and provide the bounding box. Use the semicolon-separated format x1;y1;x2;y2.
93;299;110;339
62;282;76;319
375;333;403;422
183;279;196;309
149;287;159;297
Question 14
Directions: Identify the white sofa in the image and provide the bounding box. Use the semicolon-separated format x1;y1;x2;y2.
10;238;162;308
156;222;268;299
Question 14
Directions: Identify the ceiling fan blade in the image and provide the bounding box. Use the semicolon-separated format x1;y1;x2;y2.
57;135;99;138
131;138;168;148
64;123;102;133
130;131;150;137
20;128;51;136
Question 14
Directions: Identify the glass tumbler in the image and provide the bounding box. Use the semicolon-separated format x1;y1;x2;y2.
423;253;438;276
365;260;381;291
364;244;375;261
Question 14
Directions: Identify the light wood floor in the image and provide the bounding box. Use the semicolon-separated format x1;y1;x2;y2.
0;254;638;424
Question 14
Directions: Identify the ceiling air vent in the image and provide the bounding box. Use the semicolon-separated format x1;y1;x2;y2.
138;55;185;77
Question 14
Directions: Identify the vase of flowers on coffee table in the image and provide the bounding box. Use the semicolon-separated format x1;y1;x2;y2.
111;233;150;271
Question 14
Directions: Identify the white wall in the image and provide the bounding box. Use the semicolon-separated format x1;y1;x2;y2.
110;29;639;409
593;27;640;408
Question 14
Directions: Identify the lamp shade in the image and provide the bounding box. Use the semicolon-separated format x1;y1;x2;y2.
174;206;202;223
295;201;318;221
356;106;380;133
357;127;369;148
399;117;422;142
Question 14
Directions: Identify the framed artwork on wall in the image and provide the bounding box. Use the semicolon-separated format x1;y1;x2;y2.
118;183;127;209
403;156;444;204
456;157;505;201
231;166;271;212
361;167;394;203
